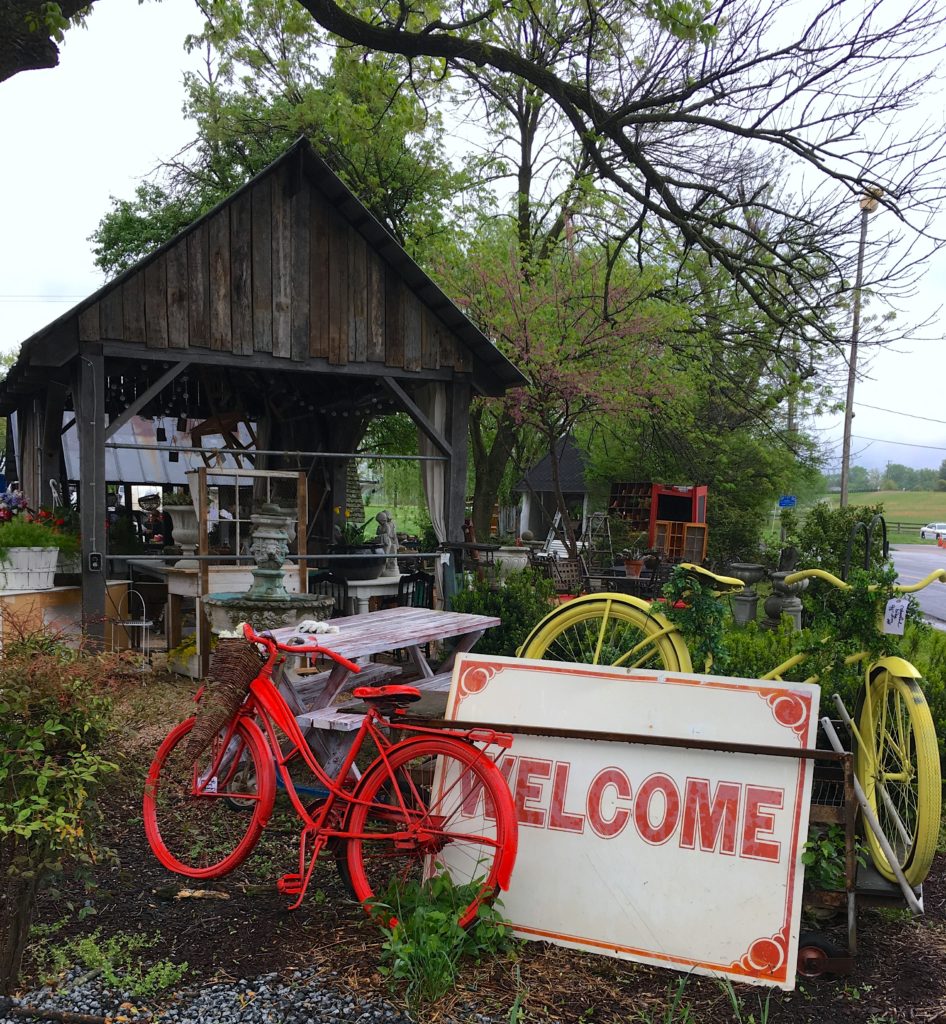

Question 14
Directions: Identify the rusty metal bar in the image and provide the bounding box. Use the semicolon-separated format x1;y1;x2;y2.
405;717;841;762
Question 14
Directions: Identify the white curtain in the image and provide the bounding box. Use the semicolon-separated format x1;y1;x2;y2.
417;383;448;602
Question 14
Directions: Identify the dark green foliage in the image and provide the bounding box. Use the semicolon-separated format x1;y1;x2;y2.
723;621;810;683
450;568;556;657
658;566;729;673
787;502;888;578
802;825;866;892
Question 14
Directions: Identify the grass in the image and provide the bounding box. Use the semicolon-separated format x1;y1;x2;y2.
363;503;427;538
816;490;946;540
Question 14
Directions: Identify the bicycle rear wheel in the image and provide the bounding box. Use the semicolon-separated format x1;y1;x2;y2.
518;594;692;672
855;670;941;887
344;737;516;929
143;716;275;879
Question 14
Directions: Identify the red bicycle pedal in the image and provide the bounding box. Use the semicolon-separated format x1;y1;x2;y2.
277;873;304;895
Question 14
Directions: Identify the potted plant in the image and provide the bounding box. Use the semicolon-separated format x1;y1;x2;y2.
621;533;649;578
330;515;385;581
0;489;79;591
163;490;198;568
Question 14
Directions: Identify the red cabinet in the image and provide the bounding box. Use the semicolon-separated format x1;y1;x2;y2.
609;482;708;562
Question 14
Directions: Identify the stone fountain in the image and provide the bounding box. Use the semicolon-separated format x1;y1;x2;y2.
203;502;333;634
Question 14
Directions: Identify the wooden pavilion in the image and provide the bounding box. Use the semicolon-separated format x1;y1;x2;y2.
0;139;526;638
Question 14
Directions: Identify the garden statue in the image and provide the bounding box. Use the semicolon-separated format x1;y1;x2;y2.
376;510;399;576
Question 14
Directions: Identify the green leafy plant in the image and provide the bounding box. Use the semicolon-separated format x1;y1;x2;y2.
0;518;79;558
450;567;556;656
375;872;513;1010
658;566;729;673
161;491;194;506
802;824;866;892
28;926;187;999
334;517;373;547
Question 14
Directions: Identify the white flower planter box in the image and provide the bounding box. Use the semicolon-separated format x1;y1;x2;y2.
0;547;60;591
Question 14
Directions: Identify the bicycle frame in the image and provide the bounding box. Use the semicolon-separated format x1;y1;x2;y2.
195;627;513;908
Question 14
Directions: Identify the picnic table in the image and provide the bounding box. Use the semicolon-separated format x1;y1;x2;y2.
268;606;501;773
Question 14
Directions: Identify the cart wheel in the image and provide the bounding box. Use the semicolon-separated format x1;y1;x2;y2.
797;931;843;979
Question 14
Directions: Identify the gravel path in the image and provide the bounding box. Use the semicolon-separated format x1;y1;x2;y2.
0;967;498;1024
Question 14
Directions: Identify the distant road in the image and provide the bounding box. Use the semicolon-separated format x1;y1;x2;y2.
891;544;946;626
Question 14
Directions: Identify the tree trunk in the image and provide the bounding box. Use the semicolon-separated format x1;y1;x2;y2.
0;838;42;995
470;406;518;543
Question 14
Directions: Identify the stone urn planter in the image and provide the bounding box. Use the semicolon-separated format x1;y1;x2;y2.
166;503;199;568
727;562;765;627
761;570;809;631
0;547;59;590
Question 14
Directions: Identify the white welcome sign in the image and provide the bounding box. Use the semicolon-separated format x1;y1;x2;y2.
445;654;819;990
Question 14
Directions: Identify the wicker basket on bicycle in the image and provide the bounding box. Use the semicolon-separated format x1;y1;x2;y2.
184;637;264;761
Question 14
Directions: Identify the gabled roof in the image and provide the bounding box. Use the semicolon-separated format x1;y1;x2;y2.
515;436;588;494
1;138;526;404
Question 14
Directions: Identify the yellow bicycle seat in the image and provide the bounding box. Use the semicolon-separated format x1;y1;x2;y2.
677;563;745;594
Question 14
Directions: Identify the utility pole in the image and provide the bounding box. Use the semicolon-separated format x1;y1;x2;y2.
839;188;882;507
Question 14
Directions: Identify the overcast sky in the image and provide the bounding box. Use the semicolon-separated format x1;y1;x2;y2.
1;0;944;474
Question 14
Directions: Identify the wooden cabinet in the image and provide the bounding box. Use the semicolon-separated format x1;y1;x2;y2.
609;483;708;562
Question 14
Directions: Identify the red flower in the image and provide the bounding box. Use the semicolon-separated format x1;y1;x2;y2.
55;518;65;527
388;916;399;929
0;509;11;521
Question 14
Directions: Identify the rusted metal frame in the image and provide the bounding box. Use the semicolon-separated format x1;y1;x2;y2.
403;718;840;762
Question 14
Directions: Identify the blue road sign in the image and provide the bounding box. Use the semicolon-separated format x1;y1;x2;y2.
778;495;797;508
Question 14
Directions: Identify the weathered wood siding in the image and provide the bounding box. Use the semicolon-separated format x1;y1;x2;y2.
77;163;472;374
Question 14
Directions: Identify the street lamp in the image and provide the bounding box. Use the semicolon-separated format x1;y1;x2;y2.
839;187;882;507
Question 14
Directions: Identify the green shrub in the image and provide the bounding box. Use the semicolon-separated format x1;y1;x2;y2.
787;501;887;578
0;643;122;992
450;568;556;657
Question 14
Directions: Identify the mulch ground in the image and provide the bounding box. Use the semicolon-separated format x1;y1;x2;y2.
18;671;946;1024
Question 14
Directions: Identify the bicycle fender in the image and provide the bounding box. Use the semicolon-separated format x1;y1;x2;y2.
870;656;922;680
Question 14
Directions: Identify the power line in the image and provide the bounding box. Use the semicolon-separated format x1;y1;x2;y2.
855;401;946;425
852;434;946;452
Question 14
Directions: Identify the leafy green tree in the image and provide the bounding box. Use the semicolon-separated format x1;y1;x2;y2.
91;0;465;274
293;0;946;350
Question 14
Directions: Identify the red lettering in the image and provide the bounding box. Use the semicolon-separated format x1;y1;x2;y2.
680;778;741;855
548;761;585;833
741;785;784;862
461;754;517;819
514;757;552;827
587;767;632;839
634;773;681;846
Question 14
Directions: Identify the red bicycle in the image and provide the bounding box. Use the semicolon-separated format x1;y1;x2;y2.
143;624;518;928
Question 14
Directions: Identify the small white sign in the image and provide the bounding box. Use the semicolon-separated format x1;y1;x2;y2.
446;655;819;990
883;597;909;635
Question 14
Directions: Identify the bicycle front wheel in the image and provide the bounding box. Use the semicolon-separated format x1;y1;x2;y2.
518;594;692;672
855;670;941;887
345;737;517;929
143;716;275;879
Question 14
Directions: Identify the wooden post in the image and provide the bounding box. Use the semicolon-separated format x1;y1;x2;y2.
445;381;470;543
297;470;307;593
75;351;106;646
196;467;211;678
39;383;67;508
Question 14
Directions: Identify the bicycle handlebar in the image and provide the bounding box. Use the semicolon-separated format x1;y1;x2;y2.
783;567;946;594
242;622;362;674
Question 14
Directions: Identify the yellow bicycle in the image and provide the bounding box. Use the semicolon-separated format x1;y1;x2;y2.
518;564;945;887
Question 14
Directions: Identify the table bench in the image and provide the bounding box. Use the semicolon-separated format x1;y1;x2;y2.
296;670;454;732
